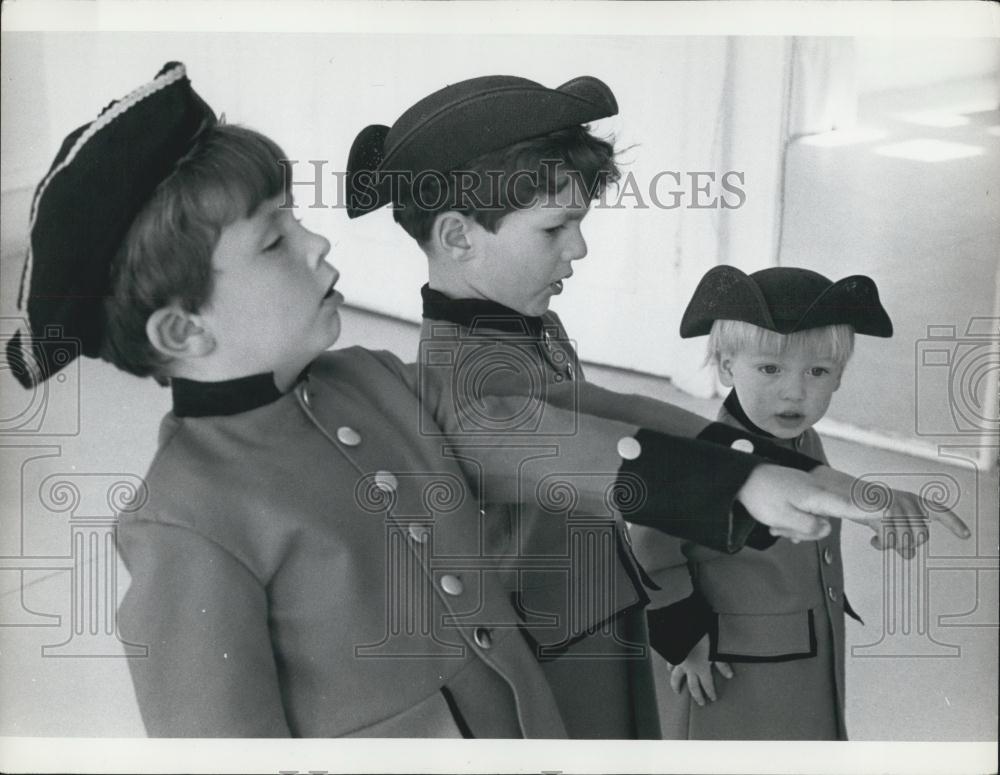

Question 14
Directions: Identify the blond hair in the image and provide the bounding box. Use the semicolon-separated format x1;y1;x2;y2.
706;319;855;366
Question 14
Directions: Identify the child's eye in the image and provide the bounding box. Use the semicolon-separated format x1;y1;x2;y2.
809;367;831;377
263;235;284;252
545;224;565;234
759;365;780;375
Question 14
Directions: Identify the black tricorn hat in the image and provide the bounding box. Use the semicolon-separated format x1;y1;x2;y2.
6;61;216;388
346;74;618;218
680;266;893;338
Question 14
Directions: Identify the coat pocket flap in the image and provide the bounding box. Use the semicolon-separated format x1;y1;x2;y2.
711;609;816;662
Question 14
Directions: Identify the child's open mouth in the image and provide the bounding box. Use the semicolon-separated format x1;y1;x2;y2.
550;280;564;293
322;278;339;301
775;412;804;426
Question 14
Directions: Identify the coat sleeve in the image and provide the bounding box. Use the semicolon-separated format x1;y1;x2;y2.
117;519;292;737
372;349;818;555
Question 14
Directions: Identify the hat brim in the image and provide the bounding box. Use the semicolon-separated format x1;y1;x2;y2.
346;75;618;218
797;275;893;337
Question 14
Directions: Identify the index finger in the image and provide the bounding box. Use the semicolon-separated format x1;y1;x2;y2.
802;489;881;524
930;508;971;540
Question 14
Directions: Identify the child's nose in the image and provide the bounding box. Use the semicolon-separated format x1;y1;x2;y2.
310;231;332;268
565;229;588;262
780;373;806;400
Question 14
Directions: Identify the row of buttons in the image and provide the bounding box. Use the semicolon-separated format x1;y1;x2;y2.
726;428;843;599
543;330;575;381
303;387;495;651
402;527;493;649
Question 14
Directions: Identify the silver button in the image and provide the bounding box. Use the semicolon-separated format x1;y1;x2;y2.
336;426;362;446
823;547;834;565
408;523;430;544
827;586;838;602
440;574;464;596
474;627;493;649
617;436;642;460
374;471;398;493
300;389;312;407
479;509;487;519
731;438;755;454
566;362;575;380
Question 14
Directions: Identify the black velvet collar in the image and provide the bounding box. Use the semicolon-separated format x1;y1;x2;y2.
421;284;545;338
171;372;285;418
723;389;776;439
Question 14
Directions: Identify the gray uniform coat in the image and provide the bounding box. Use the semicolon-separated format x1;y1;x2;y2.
636;392;861;740
118;348;570;737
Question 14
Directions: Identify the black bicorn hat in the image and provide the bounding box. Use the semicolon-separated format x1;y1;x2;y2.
679;265;894;338
6;61;217;388
345;74;618;218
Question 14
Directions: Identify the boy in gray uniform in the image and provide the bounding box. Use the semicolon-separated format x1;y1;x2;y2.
646;266;897;739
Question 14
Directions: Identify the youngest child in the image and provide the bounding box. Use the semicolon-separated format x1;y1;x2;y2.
645;265;894;740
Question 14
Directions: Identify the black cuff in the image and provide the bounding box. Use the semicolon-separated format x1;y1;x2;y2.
646;592;714;664
696;422;821;471
614;429;758;553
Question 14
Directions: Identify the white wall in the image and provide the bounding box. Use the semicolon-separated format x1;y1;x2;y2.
1;32;791;394
856;37;1000;94
3;32;995;404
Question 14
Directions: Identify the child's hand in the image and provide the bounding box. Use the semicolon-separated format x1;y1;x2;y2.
869;487;955;559
808;465;971;557
668;634;733;706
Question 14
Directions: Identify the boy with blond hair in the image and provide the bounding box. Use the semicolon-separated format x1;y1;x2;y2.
643;265;901;739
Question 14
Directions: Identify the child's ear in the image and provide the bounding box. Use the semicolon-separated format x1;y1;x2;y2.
717;355;735;387
429;212;474;260
146;305;215;360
